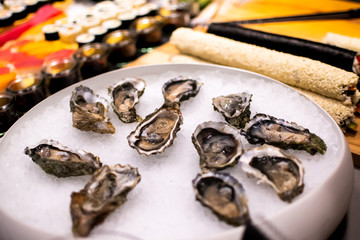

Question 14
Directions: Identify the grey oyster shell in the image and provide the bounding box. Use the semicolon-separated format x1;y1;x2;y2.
70;85;115;134
240;145;304;202
162;77;201;104
127;103;183;155
242;113;327;155
192;121;243;171
108;77;146;123
192;171;250;226
70;164;141;237
24;139;102;178
212;92;252;129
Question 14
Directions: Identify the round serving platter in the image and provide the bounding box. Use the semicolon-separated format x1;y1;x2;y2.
0;63;354;240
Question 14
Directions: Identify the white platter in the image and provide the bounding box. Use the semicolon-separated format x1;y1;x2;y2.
0;63;354;240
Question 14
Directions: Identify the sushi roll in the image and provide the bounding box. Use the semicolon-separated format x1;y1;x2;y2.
9;4;27;21
76;33;96;47
80;14;101;32
58;24;82;43
42;24;59;41
118;10;136;29
88;26;108;42
24;0;39;13
0;9;14;27
102;19;122;33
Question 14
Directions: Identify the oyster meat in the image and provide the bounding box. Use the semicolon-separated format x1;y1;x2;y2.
240;145;304;202
162;77;201;104
242;113;327;155
24;139;102;178
192;171;250;226
108;77;146;123
192;121;243;171
70;85;115;134
212;93;252;129
70;164;141;237
128;103;183;155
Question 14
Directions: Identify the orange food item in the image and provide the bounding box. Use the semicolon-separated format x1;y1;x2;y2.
0;67;16;90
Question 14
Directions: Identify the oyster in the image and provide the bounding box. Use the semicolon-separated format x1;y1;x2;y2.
162;77;201;104
70;164;141;237
127;103;183;155
192;121;243;171
242;113;327;155
108;77;146;123
192;171;250;226
70;85;115;134
240;145;304;202
24;139;102;178
212;93;252;129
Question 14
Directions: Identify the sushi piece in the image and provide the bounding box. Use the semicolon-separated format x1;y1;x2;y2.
42;24;59;41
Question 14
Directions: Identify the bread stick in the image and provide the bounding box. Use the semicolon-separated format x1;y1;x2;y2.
170;28;359;105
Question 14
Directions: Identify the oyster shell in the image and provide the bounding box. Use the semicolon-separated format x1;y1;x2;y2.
192;121;243;171
192;171;250;226
70;164;141;237
242;113;327;155
127;103;183;155
162;77;201;104
108;77;146;123
24;139;102;178
70;85;115;134
240;145;304;202
212;93;252;129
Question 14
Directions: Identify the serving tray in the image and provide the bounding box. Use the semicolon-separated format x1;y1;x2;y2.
0;64;353;240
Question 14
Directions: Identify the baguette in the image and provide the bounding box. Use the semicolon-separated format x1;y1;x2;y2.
170;28;359;105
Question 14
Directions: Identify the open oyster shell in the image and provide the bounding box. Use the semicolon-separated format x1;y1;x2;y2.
192;171;250;226
24;139;102;178
242;113;327;155
70;164;141;237
70;85;115;134
240;145;305;202
192;121;243;171
108;77;146;123
212;92;252;129
162;77;201;104
127;103;183;155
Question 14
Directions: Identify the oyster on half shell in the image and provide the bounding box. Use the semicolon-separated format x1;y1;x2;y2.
24;139;102;178
127;103;183;155
108;77;146;123
192;121;243;171
70;164;141;237
242;113;327;155
240;145;305;202
192;171;250;226
70;85;115;134
162;77;201;104
212;92;252;129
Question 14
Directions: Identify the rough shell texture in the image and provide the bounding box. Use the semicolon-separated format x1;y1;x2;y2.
212;92;252;129
24;139;102;178
108;77;146;123
192;171;250;226
70;85;115;134
127;103;183;155
192;121;243;171
242;113;327;155
70;164;141;237
240;145;305;202
162;77;201;104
